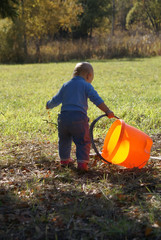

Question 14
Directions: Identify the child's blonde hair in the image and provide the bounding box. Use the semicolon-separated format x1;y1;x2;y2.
73;62;93;77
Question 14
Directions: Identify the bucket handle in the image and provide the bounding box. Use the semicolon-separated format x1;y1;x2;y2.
89;114;119;164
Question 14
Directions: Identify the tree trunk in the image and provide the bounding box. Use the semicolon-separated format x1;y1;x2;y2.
35;38;41;63
89;23;93;38
112;0;115;36
21;0;28;58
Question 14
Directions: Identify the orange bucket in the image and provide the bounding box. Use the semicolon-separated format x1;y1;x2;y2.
101;119;153;168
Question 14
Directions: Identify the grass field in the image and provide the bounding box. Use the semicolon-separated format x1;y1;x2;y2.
0;57;161;239
0;57;161;143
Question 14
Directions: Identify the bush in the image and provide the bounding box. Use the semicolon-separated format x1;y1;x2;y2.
0;19;161;63
37;32;161;62
0;18;25;63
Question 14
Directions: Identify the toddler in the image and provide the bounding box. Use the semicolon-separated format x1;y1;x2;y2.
46;62;114;171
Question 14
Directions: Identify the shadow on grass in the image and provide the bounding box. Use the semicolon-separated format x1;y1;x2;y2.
0;153;161;240
0;138;160;240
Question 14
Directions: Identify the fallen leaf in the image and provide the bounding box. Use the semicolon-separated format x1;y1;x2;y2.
117;194;127;201
95;192;102;198
145;226;152;236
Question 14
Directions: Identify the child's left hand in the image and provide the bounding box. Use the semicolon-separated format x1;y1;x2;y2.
107;110;115;119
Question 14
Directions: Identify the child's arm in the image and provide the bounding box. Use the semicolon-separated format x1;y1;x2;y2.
86;83;115;118
46;85;64;109
97;102;114;118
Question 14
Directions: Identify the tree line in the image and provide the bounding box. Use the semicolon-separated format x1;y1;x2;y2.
0;0;161;63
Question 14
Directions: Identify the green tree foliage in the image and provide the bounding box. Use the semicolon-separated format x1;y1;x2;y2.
73;0;111;38
143;0;161;32
1;0;161;63
115;0;133;30
126;2;143;28
0;0;19;19
126;0;161;32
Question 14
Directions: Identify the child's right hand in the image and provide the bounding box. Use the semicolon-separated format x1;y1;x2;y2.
46;102;49;109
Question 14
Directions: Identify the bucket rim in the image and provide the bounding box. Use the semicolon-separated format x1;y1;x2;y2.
103;119;126;163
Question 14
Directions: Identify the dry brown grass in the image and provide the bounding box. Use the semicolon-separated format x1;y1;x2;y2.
26;33;161;63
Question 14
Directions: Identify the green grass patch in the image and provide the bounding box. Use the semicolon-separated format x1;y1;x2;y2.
0;57;161;145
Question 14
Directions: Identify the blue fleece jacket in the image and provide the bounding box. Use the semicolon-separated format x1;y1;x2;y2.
46;76;104;115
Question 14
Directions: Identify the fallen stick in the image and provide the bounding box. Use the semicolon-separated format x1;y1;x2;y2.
150;156;161;160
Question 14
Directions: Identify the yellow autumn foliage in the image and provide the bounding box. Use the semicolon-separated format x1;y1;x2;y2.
19;0;82;40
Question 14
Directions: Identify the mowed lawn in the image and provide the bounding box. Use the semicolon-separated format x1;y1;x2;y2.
0;57;161;142
0;57;161;240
